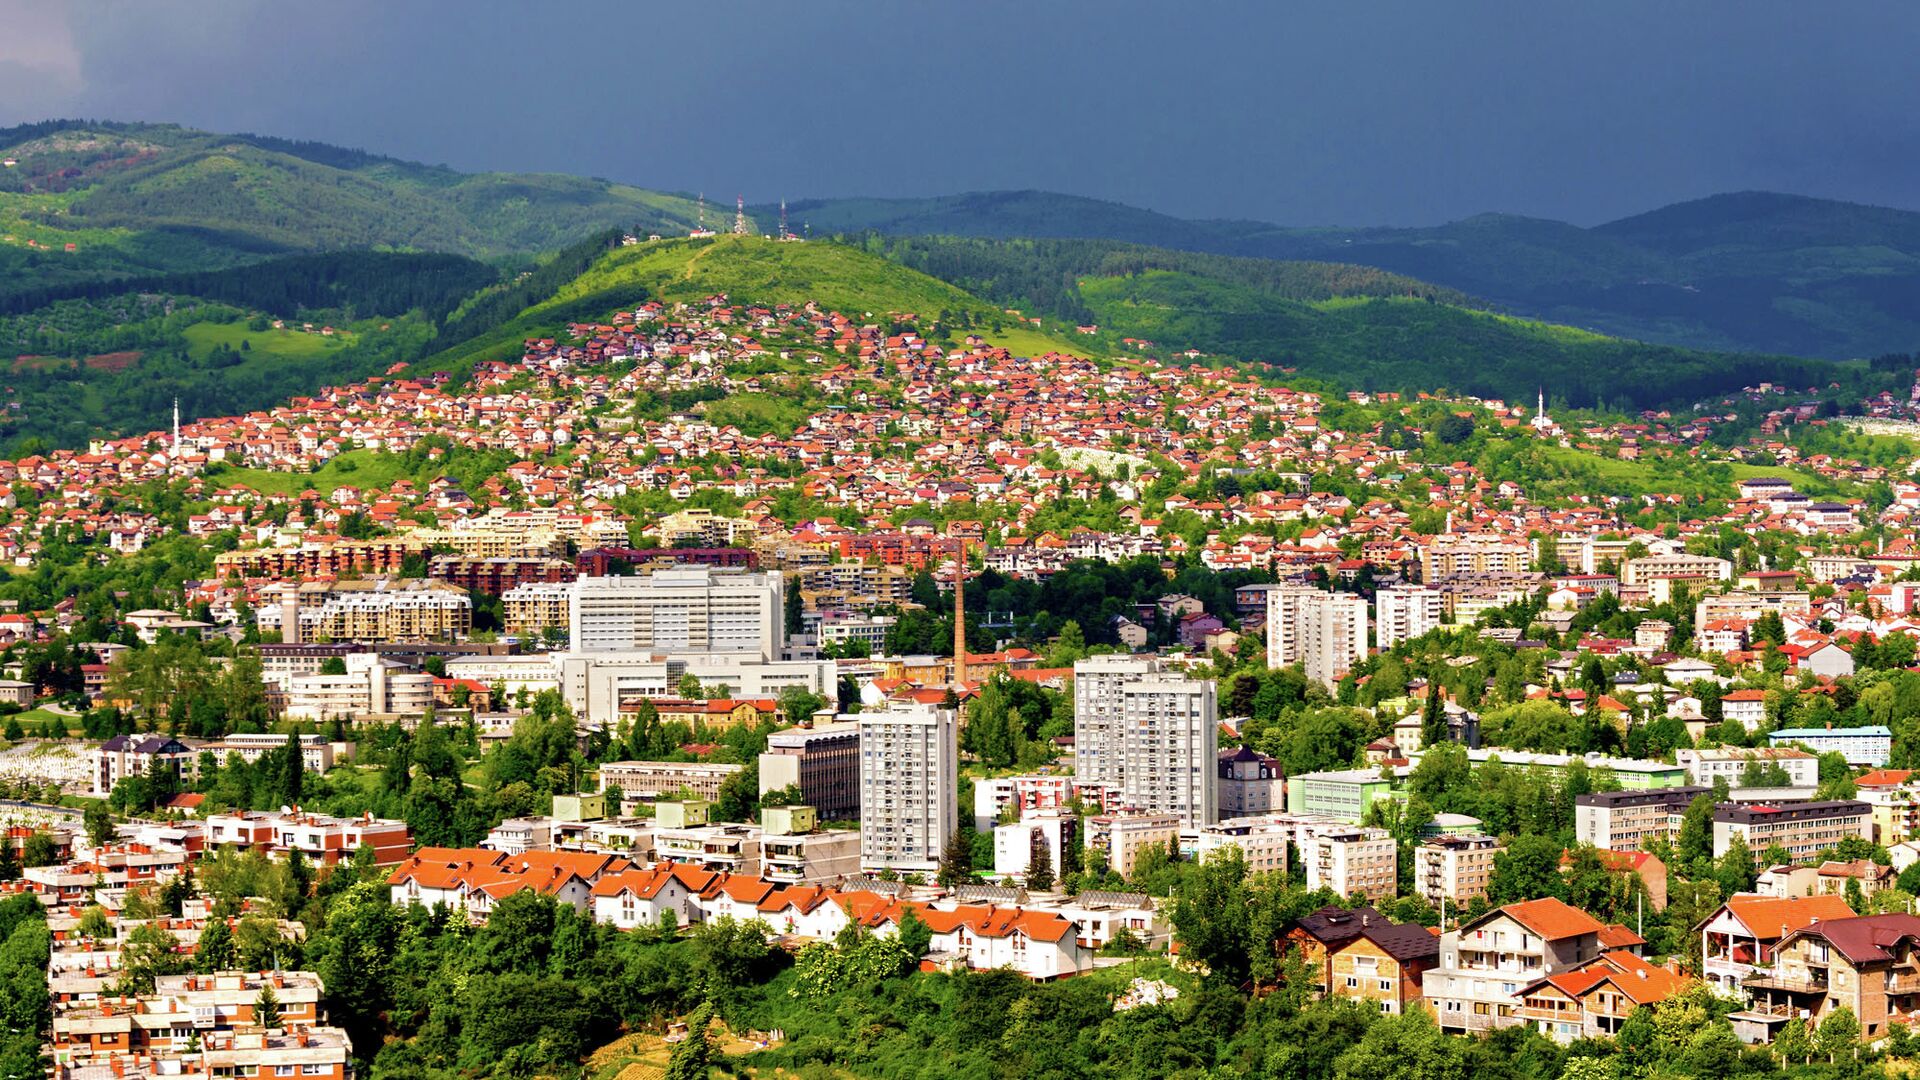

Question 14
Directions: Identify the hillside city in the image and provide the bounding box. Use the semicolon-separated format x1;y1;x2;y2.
0;245;1918;1080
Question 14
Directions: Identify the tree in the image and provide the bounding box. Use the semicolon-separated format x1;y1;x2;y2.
254;983;282;1030
936;831;973;889
1420;680;1447;750
0;840;16;882
1170;849;1251;986
1331;1006;1464;1080
1814;1004;1859;1063
1433;413;1474;445
896;906;933;960
20;832;56;868
318;657;347;676
83;802;114;847
1714;835;1757;896
1487;834;1564;906
194;917;236;973
1773;1016;1813;1066
663;1001;714;1080
1676;793;1715;865
1027;840;1055;892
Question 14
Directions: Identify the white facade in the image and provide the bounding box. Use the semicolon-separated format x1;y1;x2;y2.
1675;747;1821;790
1303;826;1398;901
858;700;958;873
1376;585;1442;650
569;567;785;659
282;653;433;720
1119;674;1218;827
1072;654;1162;788
1263;585;1321;669
1300;593;1370;689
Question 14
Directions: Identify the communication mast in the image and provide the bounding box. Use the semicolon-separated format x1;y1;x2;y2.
778;198;789;240
733;195;749;236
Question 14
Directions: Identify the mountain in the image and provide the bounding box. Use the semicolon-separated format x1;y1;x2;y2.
769;190;1920;359
0;120;729;300
860;235;1837;410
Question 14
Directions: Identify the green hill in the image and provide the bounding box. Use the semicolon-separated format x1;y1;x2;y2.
0;121;731;301
864;235;1840;409
785;189;1920;359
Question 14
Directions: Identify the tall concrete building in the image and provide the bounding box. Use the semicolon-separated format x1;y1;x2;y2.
1299;593;1369;688
1376;585;1442;650
568;566;785;659
1072;654;1162;787
858;700;958;873
1263;585;1321;669
1072;656;1218;828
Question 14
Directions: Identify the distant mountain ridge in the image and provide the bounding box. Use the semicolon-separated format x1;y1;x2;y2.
770;189;1920;359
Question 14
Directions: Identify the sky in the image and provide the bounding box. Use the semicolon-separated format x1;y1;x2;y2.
3;0;1917;227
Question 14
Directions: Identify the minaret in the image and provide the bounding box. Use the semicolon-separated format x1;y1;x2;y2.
733;195;749;236
1537;387;1545;418
172;398;181;457
952;539;968;689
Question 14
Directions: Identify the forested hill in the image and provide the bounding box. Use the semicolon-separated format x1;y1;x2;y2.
861;234;1838;411
773;190;1920;360
0;121;729;302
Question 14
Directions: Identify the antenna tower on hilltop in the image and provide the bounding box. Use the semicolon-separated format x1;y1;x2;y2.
733;195;749;236
779;198;789;240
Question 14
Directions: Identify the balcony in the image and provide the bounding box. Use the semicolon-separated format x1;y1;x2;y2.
1887;971;1920;995
1744;972;1829;994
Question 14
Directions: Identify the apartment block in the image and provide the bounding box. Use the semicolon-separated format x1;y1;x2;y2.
1072;654;1163;788
758;723;860;819
1118;673;1218;826
1574;787;1709;851
1415;833;1504;907
1218;745;1286;819
502;580;574;635
1712;801;1872;861
1286;769;1401;824
1376;585;1443;649
1421;534;1533;580
858;700;958;873
598;759;744;801
569;566;785;659
1085;812;1180;879
1768;726;1892;768
1675;747;1820;790
1193;817;1292;875
1303;826;1398;902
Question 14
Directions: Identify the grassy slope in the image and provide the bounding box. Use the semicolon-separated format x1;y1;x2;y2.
1073;268;1832;409
181;321;354;361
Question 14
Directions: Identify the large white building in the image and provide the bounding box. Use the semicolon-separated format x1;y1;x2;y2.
1072;654;1162;788
1072;656;1218;827
1263;585;1321;669
569;567;785;659
858;700;958;873
282;653;434;721
1299;593;1370;688
1376;585;1442;650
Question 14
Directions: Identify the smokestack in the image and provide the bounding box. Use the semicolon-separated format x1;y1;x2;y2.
281;586;301;646
952;538;967;689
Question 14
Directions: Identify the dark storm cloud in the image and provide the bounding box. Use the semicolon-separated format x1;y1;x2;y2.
5;0;1918;226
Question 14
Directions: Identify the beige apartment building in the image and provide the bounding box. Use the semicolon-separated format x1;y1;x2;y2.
1304;826;1399;902
1415;833;1504;907
503;580;573;635
1421;534;1533;580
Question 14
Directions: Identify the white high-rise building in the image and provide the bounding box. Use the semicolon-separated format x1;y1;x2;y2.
1263;585;1321;669
568;566;785;659
1072;656;1218;828
1376;585;1443;650
1300;593;1369;689
858;700;958;873
1119;673;1218;827
1072;654;1162;787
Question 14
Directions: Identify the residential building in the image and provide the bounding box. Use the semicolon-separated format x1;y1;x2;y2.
1712;801;1873;861
1376;585;1443;649
1856;769;1920;844
1515;950;1691;1043
569;566;785;659
1072;653;1162;788
972;773;1117;831
1303;826;1398;902
1427;897;1609;1034
1192;817;1291;875
1675;747;1820;790
758;723;860;819
1422;534;1533;579
1118;672;1218;826
1287;905;1440;1015
1217;745;1286;819
1287;768;1402;824
858;699;958;873
1574;787;1708;851
993;811;1076;882
1721;690;1770;733
1085;812;1179;879
1263;585;1320;668
1620;553;1732;587
91;735;195;797
502;580;574;635
281;652;434;721
1300;592;1370;689
598;759;744;802
1741;914;1920;1043
261;579;473;642
1415;834;1504;908
1768;726;1892;768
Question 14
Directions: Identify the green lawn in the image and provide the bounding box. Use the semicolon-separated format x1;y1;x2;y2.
182;320;355;361
207;448;435;497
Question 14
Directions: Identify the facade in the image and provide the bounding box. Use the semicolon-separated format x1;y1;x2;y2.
1300;592;1370;689
1376;585;1443;650
1072;654;1163;788
598;759;744;801
91;735;195;797
1698;892;1857;999
1712;801;1873;861
282;653;434;721
1421;534;1533;579
502;580;574;635
1742;914;1920;1043
1262;585;1320;669
1515;951;1690;1043
1286;769;1401;824
1303;826;1398;901
569;567;785;659
758;723;860;819
1117;672;1218;827
1768;726;1893;767
1574;787;1708;851
857;700;958;873
1287;905;1440;1015
1675;747;1820;790
1085;812;1180;879
1217;745;1286;819
263;579;473;642
1427;898;1608;1034
1415;833;1504;907
1193;817;1292;875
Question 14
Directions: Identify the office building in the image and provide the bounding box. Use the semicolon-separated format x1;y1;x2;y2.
858;700;958;873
